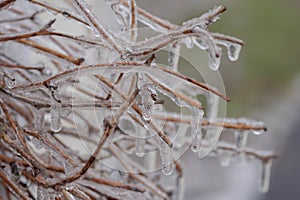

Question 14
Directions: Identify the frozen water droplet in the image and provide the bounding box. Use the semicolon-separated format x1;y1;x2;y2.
259;159;273;193
5;77;15;89
162;162;173;176
234;130;249;151
42;68;52;76
191;130;202;153
183;37;194;49
208;47;221;71
227;43;241;61
50;103;62;132
194;38;209;50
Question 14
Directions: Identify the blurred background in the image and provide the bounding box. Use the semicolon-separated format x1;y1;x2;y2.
136;0;300;199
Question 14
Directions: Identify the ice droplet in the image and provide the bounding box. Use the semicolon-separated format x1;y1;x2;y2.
227;43;241;61
208;47;221;71
194;37;209;50
182;37;194;49
234;130;249;151
50;103;62;132
158;138;173;175
259;159;273;193
4;77;15;89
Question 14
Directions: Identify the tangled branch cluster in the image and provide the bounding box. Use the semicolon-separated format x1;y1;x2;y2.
0;0;277;199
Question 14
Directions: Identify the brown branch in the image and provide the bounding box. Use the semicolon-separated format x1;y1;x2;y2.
16;39;84;66
0;169;28;200
109;146;169;200
96;75;173;148
49;89;139;187
84;176;145;193
153;114;267;132
73;0;123;54
216;144;278;162
146;74;204;110
0;61;44;71
151;63;230;101
0;0;16;10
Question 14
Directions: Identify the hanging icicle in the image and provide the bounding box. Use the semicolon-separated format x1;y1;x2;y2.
158;137;173;175
259;159;273;193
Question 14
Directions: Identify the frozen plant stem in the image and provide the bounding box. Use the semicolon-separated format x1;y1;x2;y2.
0;0;276;199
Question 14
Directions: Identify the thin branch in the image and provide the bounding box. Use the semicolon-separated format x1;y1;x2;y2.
0;169;28;200
27;0;89;26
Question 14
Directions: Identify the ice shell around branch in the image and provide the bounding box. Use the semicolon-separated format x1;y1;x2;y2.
190;108;204;153
137;73;158;121
234;130;249;152
158;138;173;176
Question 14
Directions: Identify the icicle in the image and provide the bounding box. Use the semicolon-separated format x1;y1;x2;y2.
4;77;15;89
34;109;45;131
141;83;156;121
226;43;241;61
198;126;222;159
190;108;204;153
208;46;221;71
168;42;181;71
135;138;145;157
234;130;249;152
174;175;185;200
158;138;173;175
205;91;219;120
259;159;273;193
135;126;146;157
50;102;62;132
137;74;157;121
218;149;234;167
